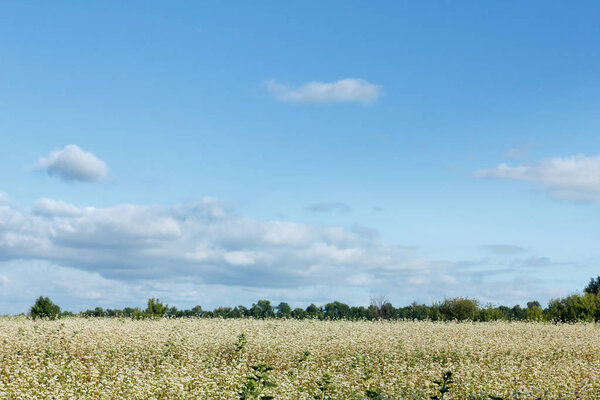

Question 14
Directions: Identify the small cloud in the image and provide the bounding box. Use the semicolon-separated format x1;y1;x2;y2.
0;192;9;203
503;144;534;160
372;206;384;212
511;256;573;269
483;245;526;255
34;198;83;217
523;256;554;267
0;275;8;286
306;202;351;213
476;154;600;202
36;145;108;182
266;78;381;105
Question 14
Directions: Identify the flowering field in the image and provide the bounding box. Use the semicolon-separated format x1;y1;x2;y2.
1;318;599;399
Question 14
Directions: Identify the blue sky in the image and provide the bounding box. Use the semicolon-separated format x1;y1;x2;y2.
1;1;600;313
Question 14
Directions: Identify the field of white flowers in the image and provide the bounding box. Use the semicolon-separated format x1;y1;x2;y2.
1;318;599;399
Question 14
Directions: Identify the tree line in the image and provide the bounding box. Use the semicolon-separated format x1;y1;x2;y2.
29;276;600;323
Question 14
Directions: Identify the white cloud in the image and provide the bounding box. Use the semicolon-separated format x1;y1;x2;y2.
34;198;83;217
224;251;259;266
266;78;381;105
306;202;351;213
0;195;566;312
483;245;526;255
0;198;413;291
476;154;600;202
0;192;9;203
515;256;572;269
503;144;534;160
36;145;108;182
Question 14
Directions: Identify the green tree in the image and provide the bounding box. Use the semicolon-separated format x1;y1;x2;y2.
511;304;527;320
527;301;541;309
229;307;243;318
92;307;106;317
214;306;233;318
545;298;566;322
250;300;274;319
584;276;600;295
439;298;478;321
30;296;61;320
305;304;320;318
276;302;292;318
545;293;600;322
350;306;369;319
187;305;203;317
324;301;350;320
526;304;544;321
369;295;392;319
476;305;506;322
145;298;169;317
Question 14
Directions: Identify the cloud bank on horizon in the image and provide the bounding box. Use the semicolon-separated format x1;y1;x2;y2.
0;186;566;313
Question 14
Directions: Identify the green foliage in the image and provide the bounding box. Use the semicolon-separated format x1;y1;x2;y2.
544;292;600;322
431;371;453;400
238;363;276;400
305;304;320;318
324;301;351;320
439;298;478;321
236;333;247;354
298;350;311;364
527;301;541;309
25;275;600;323
584;276;600;295
214;306;233;318
313;373;334;400
30;296;61;320
131;309;146;320
276;302;292;318
476;305;505;322
369;295;393;320
525;304;544;321
250;300;275;319
292;307;306;318
365;387;387;399
510;305;527;320
188;305;203;317
81;307;106;318
145;298;169;317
